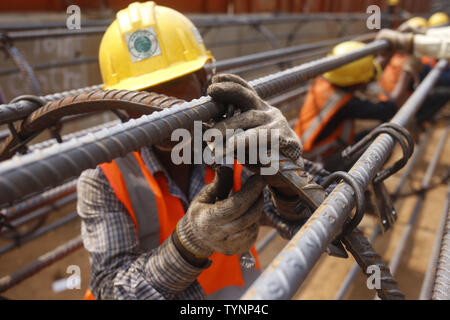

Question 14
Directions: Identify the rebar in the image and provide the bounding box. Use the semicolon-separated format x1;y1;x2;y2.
335;126;433;300
0;212;78;256
0;40;391;206
1;179;77;222
432;183;450;300
241;59;448;300
385;126;448;280
1;193;76;236
0;33;370;126
420;182;450;300
0;235;83;293
215;33;375;72
0;85;102;125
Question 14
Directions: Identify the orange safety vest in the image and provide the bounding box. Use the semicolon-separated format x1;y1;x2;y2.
377;53;417;102
294;77;353;159
421;56;437;68
83;152;259;300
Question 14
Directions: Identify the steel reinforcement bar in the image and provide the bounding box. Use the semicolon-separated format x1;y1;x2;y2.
0;40;391;206
0;84;102;125
420;182;450;300
0;235;83;293
431;182;450;300
0;33;373;126
241;58;449;300
334;125;434;300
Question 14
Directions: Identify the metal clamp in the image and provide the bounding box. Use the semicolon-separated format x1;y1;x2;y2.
321;171;365;236
342;123;414;183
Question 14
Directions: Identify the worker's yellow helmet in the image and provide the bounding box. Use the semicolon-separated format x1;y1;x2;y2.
405;17;428;28
428;12;449;27
323;41;381;87
99;1;214;91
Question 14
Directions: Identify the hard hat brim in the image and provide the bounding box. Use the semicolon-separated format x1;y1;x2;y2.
103;56;210;91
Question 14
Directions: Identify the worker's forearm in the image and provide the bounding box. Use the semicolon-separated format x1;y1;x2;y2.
389;71;413;106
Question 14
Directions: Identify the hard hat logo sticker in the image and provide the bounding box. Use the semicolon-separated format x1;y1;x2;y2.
125;27;161;62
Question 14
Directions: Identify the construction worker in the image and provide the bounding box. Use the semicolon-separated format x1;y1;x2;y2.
376;15;450;124
78;2;306;300
293;41;415;171
428;12;449;28
377;17;427;102
375;23;450;60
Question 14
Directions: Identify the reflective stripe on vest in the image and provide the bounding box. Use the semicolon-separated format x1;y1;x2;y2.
294;77;353;158
97;152;260;298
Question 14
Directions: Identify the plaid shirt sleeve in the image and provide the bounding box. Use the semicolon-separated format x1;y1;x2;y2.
77;167;207;300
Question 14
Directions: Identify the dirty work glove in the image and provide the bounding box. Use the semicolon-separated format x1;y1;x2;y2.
376;29;414;53
207;74;304;171
176;166;265;258
402;55;424;78
397;21;427;34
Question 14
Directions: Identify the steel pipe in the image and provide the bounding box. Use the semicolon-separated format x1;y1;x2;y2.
420;182;450;300
0;40;391;206
241;59;448;300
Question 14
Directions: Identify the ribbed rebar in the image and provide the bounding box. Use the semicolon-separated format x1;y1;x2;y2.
0;85;102;125
0;32;372;126
0;179;77;222
215;33;375;72
341;228;404;300
335;126;433;300
241;59;448;300
0;235;83;293
0;211;78;256
421;182;450;300
432;183;450;300
0;40;391;206
385;126;448;281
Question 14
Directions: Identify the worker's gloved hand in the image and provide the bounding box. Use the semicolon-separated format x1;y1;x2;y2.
402;55;424;77
207;74;304;172
376;29;414;53
176;166;265;258
397;21;427;34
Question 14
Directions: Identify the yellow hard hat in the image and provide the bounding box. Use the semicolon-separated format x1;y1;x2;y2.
323;41;381;87
99;1;214;91
428;12;449;27
405;17;428;28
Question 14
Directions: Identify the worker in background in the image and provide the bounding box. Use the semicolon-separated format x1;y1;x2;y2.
377;17;427;102
376;15;450;60
293;41;416;172
78;2;307;300
377;13;450;124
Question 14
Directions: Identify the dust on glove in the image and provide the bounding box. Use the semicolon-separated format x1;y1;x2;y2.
176;166;265;257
